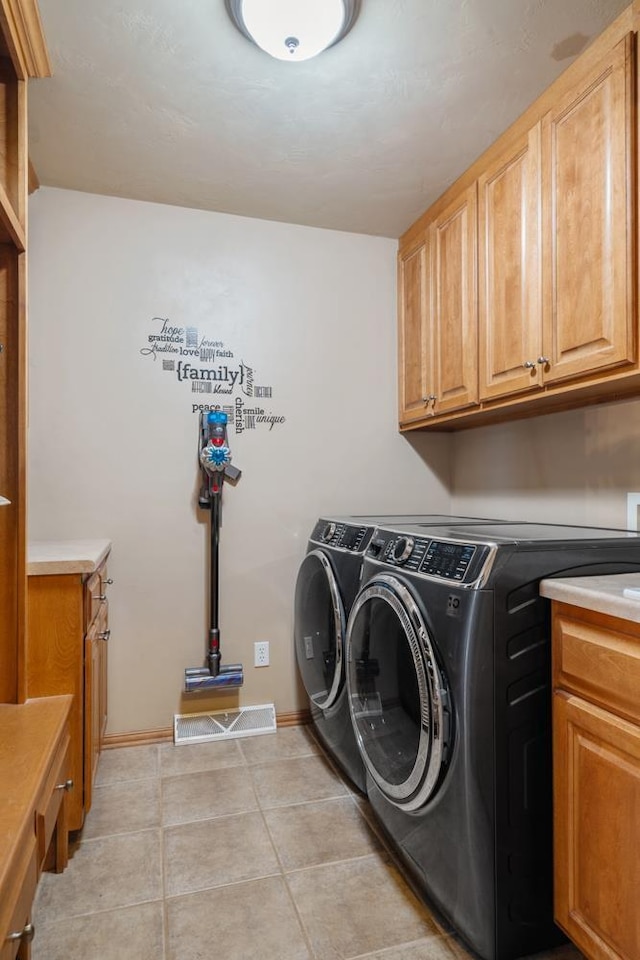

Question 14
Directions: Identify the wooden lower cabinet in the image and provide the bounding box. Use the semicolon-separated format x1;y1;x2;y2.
0;697;72;959
26;558;110;831
552;603;640;960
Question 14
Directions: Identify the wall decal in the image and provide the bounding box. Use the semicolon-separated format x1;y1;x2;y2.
139;316;286;432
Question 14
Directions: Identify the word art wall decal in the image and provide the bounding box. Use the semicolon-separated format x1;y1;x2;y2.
139;316;286;433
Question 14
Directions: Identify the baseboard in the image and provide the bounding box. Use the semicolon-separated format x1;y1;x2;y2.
102;708;311;749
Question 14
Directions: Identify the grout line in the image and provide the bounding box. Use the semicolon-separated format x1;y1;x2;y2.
33;895;165;926
281;868;319;960
164;868;283;903
74;825;161;847
158;773;169;960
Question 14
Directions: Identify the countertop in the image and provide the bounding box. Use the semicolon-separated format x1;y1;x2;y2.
540;572;640;624
27;539;112;576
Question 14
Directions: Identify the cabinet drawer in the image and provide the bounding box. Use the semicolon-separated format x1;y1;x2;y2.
85;565;108;632
553;606;640;725
35;732;70;870
0;837;37;960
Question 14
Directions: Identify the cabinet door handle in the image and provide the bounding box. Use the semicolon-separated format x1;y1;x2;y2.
7;923;35;944
537;356;550;365
98;629;111;641
104;578;114;585
55;779;74;792
523;360;536;369
94;594;108;602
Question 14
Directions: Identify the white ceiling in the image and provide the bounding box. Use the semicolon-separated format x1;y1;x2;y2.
29;0;628;238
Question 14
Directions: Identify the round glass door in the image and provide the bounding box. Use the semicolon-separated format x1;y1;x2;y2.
294;550;346;712
346;574;448;811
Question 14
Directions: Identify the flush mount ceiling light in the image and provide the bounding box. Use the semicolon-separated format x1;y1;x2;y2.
225;0;360;62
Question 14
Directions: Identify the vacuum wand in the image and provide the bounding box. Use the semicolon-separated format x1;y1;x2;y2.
184;410;244;693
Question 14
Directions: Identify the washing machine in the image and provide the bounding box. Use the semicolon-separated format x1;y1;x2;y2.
294;515;502;792
345;521;640;960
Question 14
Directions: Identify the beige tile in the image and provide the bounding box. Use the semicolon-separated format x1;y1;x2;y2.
530;947;586;960
82;778;161;839
32;901;164;960
239;726;320;764
166;877;312;960
264;797;380;870
159;738;245;777
35;830;162;921
287;853;440;960
251;754;349;808
351;934;474;960
96;745;159;785
161;765;257;826
164;812;280;897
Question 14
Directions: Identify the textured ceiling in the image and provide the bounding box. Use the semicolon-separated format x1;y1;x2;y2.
29;0;628;238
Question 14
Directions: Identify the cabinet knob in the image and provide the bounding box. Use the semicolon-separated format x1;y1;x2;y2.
7;923;35;944
104;578;114;585
55;779;74;792
523;360;536;369
537;356;550;365
94;594;107;602
98;629;111;641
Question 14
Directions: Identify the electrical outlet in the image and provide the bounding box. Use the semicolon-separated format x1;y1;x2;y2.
627;493;640;530
254;641;270;667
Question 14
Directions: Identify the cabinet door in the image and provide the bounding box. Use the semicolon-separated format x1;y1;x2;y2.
430;184;478;414
98;610;108;745
478;124;543;400
398;238;433;423
84;630;101;815
554;691;640;960
542;34;635;385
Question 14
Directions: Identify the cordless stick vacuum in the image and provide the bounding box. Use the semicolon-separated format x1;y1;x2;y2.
184;410;244;693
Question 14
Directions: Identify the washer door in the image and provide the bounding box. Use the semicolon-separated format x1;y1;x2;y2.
294;549;346;712
346;574;450;811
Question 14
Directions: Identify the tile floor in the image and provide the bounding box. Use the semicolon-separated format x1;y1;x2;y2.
33;725;585;960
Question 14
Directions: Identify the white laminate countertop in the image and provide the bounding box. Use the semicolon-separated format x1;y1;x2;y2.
27;539;112;576
540;572;640;624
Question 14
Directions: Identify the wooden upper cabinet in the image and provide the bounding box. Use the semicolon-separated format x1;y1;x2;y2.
542;33;636;384
398;238;433;423
430;183;478;414
478;123;543;400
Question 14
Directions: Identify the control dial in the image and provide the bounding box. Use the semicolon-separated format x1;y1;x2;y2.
392;536;414;563
321;522;337;543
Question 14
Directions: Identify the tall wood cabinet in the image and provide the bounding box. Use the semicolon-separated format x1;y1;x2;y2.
0;0;50;704
27;554;111;832
551;602;640;960
398;6;640;431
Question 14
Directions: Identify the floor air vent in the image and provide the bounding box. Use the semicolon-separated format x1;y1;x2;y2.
173;703;277;745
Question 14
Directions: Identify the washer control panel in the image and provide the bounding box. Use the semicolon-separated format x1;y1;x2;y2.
421;541;476;580
374;535;430;571
368;530;486;584
311;519;373;553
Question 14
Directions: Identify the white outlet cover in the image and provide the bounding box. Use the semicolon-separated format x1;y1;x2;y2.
627;493;640;531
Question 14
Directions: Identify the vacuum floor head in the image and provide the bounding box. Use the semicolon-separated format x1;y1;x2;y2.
184;663;244;693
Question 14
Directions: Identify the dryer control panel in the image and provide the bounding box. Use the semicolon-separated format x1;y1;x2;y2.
311;519;373;554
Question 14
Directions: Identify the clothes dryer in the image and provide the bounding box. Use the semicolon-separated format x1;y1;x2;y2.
346;521;640;960
294;515;501;792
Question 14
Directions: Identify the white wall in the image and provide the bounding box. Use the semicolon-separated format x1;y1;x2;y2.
451;401;640;528
28;187;451;734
